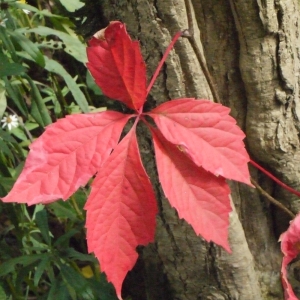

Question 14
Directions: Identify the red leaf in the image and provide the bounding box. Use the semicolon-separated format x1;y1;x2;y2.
87;21;147;111
280;213;300;300
2;112;131;205
150;127;231;252
148;98;251;185
85;125;157;299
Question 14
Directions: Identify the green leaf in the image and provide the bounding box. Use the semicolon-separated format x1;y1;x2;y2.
58;0;85;12
0;53;26;77
30;102;46;127
60;264;88;292
0;285;7;300
24;121;39;131
24;26;87;63
0;83;7;119
0;254;46;277
9;2;40;14
48;201;78;221
35;208;51;245
86;71;102;96
3;77;28;117
53;229;79;247
89;276;118;300
44;57;89;112
10;127;28;141
0;154;11;177
10;30;45;67
13;161;25;178
0;178;15;194
34;257;50;286
47;276;70;300
0;128;16;143
39;39;64;50
23;74;52;126
15;261;41;292
0;139;13;159
0;27;17;62
0;62;26;77
64;248;97;263
11;2;65;19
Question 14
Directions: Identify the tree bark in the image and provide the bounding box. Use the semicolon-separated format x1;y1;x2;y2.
97;0;300;299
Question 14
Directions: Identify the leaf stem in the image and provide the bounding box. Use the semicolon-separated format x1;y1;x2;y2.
51;74;68;117
250;178;295;219
70;196;84;220
250;159;300;198
146;31;182;96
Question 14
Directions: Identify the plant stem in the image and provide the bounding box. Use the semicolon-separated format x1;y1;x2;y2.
146;31;182;96
251;178;295;219
70;196;84;220
51;74;68;117
250;159;300;198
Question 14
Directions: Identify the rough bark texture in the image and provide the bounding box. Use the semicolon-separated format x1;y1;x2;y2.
97;0;300;299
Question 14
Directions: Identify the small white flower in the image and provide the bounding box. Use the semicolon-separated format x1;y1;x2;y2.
17;1;30;14
1;115;19;130
0;18;8;27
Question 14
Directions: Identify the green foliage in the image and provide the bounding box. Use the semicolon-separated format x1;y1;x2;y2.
0;0;117;298
59;0;84;12
0;200;117;299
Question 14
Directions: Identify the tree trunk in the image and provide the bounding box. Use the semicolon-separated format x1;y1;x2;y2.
97;0;300;299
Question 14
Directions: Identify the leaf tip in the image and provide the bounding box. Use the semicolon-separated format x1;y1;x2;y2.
117;294;123;300
92;21;122;41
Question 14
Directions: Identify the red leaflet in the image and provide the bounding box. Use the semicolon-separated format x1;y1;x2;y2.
2;112;132;205
85;125;157;299
148;99;251;185
87;21;147;111
280;214;300;300
150;127;231;252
